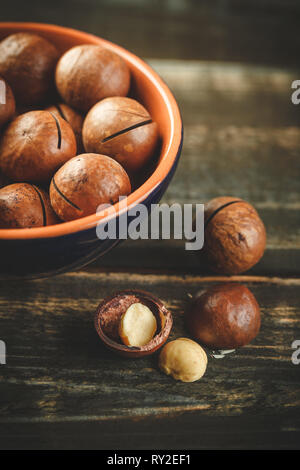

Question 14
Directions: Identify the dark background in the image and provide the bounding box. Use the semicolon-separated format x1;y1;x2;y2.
1;0;300;67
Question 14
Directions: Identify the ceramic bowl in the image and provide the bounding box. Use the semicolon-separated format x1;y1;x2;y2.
0;22;183;279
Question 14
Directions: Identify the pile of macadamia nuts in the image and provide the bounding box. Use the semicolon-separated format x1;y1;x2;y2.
0;32;159;228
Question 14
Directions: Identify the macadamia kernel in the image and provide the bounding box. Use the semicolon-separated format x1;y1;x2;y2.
119;302;157;347
159;338;207;383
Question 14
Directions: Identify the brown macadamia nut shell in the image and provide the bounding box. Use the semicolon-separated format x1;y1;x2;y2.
55;45;130;112
186;283;261;349
49;153;131;222
0;77;15;128
94;290;173;357
204;197;266;274
82;97;158;173
0;33;59;105
0;110;77;183
0;183;58;229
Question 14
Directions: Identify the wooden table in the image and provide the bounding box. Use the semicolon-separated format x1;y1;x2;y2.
0;0;300;450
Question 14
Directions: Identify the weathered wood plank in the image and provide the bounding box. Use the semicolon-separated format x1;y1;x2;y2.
149;60;300;206
89;241;300;276
2;0;300;68
0;272;299;448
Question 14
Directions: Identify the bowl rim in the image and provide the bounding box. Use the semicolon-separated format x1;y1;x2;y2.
0;22;183;240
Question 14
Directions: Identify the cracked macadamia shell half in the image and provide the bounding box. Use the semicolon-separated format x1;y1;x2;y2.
0;76;16;129
159;338;207;383
55;45;130;112
186;283;261;349
49;153;131;222
204;197;266;274
82;97;159;173
94;290;173;357
0;111;77;183
0;183;58;229
0;33;59;105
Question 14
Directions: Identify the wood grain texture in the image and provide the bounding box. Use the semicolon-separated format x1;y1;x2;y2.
151;60;300;206
2;0;300;67
0;272;299;449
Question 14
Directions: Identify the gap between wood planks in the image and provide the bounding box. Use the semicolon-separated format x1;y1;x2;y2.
67;271;300;286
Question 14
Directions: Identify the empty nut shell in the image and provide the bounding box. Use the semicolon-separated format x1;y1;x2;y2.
49;153;131;221
0;76;15;128
0;183;58;228
204;197;266;274
0;111;77;183
82;97;159;173
95;289;173;357
55;45;130;112
186;283;261;349
0;33;59;105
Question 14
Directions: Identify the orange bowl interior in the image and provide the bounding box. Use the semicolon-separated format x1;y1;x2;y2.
0;22;182;240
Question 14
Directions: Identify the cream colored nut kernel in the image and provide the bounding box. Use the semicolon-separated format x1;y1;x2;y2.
119;303;157;347
159;338;207;382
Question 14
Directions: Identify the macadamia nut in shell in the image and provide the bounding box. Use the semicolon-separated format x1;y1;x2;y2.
82;97;158;173
50;153;131;221
0;33;59;105
0;183;58;229
204;197;266;274
186;283;261;349
95;290;173;358
159;338;207;383
0;111;77;183
55;45;130;112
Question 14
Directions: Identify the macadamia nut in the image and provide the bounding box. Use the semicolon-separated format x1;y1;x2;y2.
159;338;207;383
0;33;59;105
0;183;58;228
50;153;131;222
119;302;157;347
82;97;158;173
0;111;77;183
55;45;130;112
186;283;261;349
204;197;266;274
